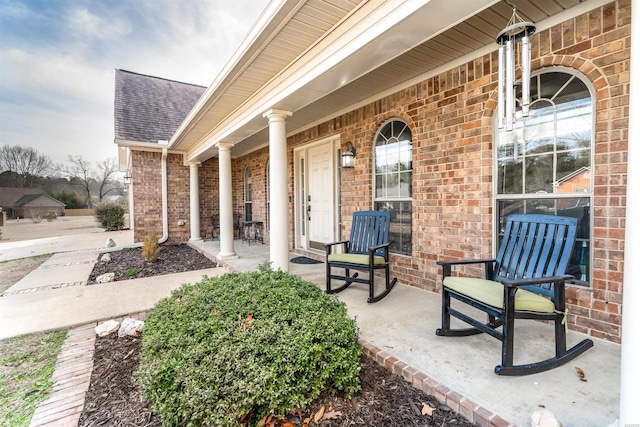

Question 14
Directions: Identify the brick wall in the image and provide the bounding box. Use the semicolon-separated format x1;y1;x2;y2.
132;151;218;244
132;0;628;343
280;0;629;343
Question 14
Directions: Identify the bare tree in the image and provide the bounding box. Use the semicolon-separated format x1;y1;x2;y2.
96;158;120;200
0;145;52;187
58;156;123;208
59;155;94;207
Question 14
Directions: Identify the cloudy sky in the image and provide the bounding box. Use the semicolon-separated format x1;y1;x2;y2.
0;0;270;166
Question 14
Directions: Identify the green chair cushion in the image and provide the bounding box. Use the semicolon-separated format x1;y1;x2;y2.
328;253;386;266
444;277;555;313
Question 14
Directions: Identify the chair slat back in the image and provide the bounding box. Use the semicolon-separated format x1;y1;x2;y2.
495;214;578;299
348;211;391;257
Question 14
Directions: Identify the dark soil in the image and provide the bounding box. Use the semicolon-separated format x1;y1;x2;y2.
88;245;217;284
79;335;475;427
80;244;476;426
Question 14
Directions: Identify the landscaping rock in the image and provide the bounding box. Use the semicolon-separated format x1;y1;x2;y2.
532;409;563;427
100;253;112;263
118;318;144;337
95;320;120;337
106;238;116;248
96;272;115;283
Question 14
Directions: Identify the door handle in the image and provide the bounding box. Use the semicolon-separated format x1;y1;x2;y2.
307;204;311;220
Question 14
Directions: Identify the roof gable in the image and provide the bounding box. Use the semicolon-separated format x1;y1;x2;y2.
114;69;206;144
14;193;65;208
0;187;44;207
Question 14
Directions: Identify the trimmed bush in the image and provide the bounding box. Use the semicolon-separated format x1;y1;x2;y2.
94;202;124;231
137;264;361;427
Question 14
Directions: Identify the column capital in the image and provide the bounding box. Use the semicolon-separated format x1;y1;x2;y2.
216;141;234;150
188;161;201;167
263;109;293;121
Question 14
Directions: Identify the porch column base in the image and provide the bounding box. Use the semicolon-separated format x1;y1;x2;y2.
217;252;239;260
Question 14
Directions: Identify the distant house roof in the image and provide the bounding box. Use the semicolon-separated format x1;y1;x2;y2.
114;69;206;144
14;194;65;208
0;187;43;208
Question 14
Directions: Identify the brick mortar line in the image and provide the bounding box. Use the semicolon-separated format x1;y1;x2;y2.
358;339;518;427
2;281;88;296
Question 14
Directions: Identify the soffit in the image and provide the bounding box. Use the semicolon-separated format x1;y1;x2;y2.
174;0;592;161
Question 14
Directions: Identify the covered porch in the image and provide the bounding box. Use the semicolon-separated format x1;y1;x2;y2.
190;238;620;427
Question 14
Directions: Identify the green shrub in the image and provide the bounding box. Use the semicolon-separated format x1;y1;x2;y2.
137;264;361;427
94;202;124;231
142;232;160;262
123;268;139;277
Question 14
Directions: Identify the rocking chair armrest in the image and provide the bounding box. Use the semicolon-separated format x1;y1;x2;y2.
437;258;496;279
324;240;350;254
368;242;390;252
437;258;496;266
499;274;574;288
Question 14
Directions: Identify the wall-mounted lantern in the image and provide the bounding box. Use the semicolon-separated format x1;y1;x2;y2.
123;169;132;186
341;142;356;168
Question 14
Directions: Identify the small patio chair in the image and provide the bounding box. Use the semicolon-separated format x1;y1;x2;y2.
325;210;397;303
436;214;594;375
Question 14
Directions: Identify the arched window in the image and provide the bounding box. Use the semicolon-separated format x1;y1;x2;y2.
373;119;413;255
495;68;593;285
244;166;252;222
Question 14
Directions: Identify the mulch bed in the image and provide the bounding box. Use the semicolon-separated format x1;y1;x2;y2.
88;245;217;284
79;335;476;427
80;244;476;426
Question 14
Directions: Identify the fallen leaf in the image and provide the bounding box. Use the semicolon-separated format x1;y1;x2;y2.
212;308;217;314
277;420;295;427
421;402;435;416
575;366;588;382
314;405;325;423
322;410;342;420
257;414;272;426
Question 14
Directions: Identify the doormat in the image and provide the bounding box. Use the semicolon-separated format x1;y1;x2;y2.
290;256;323;265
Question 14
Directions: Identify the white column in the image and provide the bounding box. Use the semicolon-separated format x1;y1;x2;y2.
216;142;237;259
620;0;639;423
263;109;292;272
188;162;202;241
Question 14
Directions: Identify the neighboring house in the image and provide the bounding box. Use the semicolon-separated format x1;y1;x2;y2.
0;188;64;219
115;0;637;404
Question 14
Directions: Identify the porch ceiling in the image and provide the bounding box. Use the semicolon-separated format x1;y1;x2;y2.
171;0;591;162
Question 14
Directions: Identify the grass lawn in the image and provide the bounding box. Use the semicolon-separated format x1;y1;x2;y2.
0;330;67;427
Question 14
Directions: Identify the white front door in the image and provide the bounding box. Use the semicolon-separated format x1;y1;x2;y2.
308;143;334;249
295;138;337;251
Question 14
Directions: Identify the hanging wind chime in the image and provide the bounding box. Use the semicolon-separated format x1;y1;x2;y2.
496;2;536;132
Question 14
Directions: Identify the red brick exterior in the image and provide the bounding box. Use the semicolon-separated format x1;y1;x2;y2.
130;1;629;343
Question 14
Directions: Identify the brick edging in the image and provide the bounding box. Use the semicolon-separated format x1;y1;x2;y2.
29;311;150;427
359;339;517;427
29;324;96;427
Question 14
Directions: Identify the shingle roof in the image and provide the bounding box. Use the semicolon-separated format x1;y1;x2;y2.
14;193;65;207
0;187;43;208
114;69;206;144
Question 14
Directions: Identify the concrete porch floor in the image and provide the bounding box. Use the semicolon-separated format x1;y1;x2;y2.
190;238;620;427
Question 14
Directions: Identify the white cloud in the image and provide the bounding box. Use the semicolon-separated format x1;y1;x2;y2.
0;0;269;166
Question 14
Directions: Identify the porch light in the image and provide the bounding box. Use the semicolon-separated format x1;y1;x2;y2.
342;142;356;168
123;169;132;186
496;1;535;132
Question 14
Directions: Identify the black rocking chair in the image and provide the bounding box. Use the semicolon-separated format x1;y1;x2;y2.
325;211;397;303
436;214;594;376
